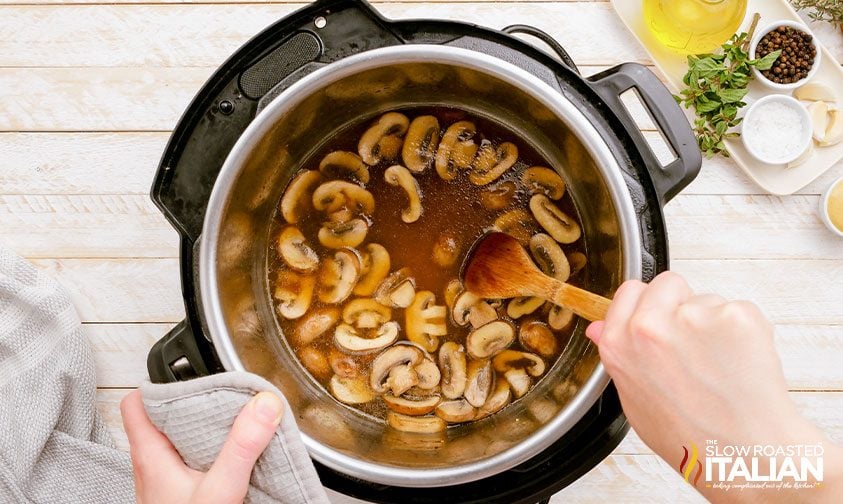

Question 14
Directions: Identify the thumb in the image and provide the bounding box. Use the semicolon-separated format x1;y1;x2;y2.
585;320;606;344
197;391;284;503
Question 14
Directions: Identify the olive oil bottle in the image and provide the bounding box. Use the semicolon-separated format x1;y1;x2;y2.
643;0;748;54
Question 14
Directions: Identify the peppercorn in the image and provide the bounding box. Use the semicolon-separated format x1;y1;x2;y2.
758;25;815;85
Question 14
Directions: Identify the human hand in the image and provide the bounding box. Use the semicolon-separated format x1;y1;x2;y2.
586;272;840;501
120;389;284;504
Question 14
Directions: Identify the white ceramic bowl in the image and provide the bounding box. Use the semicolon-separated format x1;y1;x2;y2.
741;94;812;165
819;176;843;238
750;20;821;91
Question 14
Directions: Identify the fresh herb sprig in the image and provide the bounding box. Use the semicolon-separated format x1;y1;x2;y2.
791;0;843;29
674;14;780;158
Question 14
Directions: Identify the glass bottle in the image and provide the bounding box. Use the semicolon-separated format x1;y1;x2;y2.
643;0;748;54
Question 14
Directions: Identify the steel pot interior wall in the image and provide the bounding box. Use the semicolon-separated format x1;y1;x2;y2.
203;47;639;486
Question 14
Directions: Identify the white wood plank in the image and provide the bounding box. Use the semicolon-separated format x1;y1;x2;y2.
0;132;164;195
3;132;839;196
0;67;213;131
0;194;178;258
4;193;842;260
0;3;649;68
25;257;843;324
29;258;184;322
665;195;843;260
86;323;171;387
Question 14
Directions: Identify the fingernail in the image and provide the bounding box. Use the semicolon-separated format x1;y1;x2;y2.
251;392;284;426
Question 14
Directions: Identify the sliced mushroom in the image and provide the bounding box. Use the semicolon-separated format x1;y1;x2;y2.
493;209;535;244
293;306;340;345
329;347;360;378
466;320;516;359
387;412;446;433
274;270;315;319
439;342;467;400
504;369;531;399
493;349;546;377
318;218;368;249
370;345;424;394
334;321;399;354
352;244;391;296
342;298;392;329
530;233;570;281
280;170;324;223
277;226;319;273
464;359;494;407
475;379;512;419
384;164;423;223
548;305;575;331
529;194;581;244
469;141;518;186
402;115;440;173
317;248;361;304
374;269;416;308
358;112;410;165
330;374;375;404
319;151;370;184
384;394;440;416
431;231;460;268
298;346;331;380
452;291;498;329
312;180;375;216
519;321;559;358
415;358;442;390
405;291;448;352
386;364;420;396
506;296;545;319
479;180;517;211
521;166;566;200
567;251;587;276
435;399;477;423
444;279;462;313
435;121;478;181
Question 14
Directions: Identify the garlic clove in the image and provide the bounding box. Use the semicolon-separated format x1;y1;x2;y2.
808;101;830;143
820;109;843;147
794;82;839;103
787;140;814;169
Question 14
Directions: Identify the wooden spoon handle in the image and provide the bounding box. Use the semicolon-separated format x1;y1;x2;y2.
549;282;611;322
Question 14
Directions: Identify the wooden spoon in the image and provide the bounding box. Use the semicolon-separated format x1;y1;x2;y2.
463;232;611;321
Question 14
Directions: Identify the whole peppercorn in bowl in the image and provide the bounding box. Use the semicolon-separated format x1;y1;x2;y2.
750;20;821;90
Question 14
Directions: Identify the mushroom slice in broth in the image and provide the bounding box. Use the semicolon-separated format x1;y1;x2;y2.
529;194;581;244
277;226;319;272
358;112;409;166
319;151;370;184
438;342;467;400
402;115;440;173
435;121;478;181
384;164;423;223
274;270;315;320
405;291;448;352
280;170;323;224
469;141;518;186
521;166;566;200
317;248;361;304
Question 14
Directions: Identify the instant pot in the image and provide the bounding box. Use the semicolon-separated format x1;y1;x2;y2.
147;1;702;502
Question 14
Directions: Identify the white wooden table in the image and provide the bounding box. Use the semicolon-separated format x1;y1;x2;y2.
1;1;841;501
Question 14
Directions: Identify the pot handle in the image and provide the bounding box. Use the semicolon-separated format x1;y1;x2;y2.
147;319;213;383
588;63;701;202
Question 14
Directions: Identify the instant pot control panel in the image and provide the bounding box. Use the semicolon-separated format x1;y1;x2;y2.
148;0;697;501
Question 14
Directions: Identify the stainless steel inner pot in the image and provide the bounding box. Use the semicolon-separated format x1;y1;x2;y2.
199;45;643;487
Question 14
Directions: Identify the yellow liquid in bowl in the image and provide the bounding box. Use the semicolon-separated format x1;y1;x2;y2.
829;182;843;233
643;0;748;54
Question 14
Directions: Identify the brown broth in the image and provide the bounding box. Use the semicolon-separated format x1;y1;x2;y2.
268;107;585;422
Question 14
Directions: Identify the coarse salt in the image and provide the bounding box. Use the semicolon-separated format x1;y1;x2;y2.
743;101;807;162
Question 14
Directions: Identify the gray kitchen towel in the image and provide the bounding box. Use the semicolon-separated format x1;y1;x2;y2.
0;245;330;504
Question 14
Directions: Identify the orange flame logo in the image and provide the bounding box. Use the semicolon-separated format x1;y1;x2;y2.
680;442;703;486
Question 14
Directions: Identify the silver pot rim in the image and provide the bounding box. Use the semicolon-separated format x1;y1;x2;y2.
199;44;642;487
